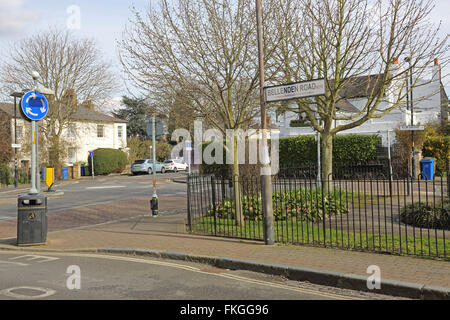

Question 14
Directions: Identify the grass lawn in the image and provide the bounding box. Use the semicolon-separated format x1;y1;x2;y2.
191;216;450;260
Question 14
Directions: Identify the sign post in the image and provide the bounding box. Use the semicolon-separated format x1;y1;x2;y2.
21;90;49;195
89;152;95;179
186;140;192;175
150;115;158;217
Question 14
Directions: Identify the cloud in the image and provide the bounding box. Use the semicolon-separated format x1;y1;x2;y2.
0;0;39;36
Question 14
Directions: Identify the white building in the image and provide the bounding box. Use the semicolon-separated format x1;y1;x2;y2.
276;59;448;147
0;102;128;168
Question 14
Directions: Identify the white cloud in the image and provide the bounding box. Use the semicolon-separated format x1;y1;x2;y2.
0;0;39;36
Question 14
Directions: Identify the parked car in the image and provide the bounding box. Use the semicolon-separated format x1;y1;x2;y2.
163;159;188;172
131;159;166;175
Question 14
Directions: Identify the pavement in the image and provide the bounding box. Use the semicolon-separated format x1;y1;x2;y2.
0;180;449;300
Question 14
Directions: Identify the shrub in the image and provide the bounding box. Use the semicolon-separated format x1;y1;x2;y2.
88;148;128;175
422;136;450;173
209;188;350;222
400;201;449;231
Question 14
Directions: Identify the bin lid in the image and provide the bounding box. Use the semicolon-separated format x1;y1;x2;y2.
420;159;434;163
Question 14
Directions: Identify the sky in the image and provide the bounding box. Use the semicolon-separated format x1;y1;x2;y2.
0;0;449;107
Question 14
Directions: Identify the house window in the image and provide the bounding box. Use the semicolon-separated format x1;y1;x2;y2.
68;123;77;138
118;126;123;138
97;125;104;138
68;148;77;163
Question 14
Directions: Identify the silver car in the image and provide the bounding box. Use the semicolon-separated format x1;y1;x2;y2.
131;159;166;175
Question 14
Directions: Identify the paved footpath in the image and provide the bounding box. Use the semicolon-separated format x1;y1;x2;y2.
0;194;448;299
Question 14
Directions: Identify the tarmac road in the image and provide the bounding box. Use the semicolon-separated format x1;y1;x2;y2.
0;250;401;301
0;173;187;221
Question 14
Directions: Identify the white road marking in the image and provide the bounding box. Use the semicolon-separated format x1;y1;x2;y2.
0;286;56;299
9;255;60;263
0;260;28;266
86;186;126;190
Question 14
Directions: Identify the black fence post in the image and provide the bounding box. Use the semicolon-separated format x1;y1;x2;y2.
446;156;449;199
211;175;217;236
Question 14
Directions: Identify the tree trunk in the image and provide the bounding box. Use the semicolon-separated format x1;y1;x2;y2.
321;130;333;194
232;134;244;227
48;136;63;180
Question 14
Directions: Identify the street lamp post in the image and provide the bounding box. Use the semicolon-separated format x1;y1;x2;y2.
14;96;17;188
405;57;415;181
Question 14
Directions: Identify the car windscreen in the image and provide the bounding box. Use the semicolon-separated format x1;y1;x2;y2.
134;160;146;164
164;160;173;163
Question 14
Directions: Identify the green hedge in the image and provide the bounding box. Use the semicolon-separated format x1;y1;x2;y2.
88;148;128;175
422;136;450;173
200;134;381;173
278;134;380;167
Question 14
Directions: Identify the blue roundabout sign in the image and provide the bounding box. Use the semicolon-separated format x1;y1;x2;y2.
21;91;49;121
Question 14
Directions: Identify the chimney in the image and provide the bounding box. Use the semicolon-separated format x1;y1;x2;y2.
82;100;94;110
432;58;441;82
63;89;77;107
387;57;402;105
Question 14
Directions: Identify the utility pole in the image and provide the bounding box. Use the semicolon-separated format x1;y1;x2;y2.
14;96;18;188
151;115;158;216
256;0;274;245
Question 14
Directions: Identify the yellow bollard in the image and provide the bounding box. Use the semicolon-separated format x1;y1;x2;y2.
45;168;55;190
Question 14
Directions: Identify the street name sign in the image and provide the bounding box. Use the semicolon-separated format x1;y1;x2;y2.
265;79;326;103
399;125;424;131
21;91;48;121
11;144;22;148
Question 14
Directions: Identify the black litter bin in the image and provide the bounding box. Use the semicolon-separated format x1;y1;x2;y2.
17;194;47;246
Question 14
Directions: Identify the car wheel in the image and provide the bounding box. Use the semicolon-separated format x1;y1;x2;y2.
148;168;152;175
174;167;178;173
161;167;165;174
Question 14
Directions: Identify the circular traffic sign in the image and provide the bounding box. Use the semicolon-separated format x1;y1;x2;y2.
20;91;49;121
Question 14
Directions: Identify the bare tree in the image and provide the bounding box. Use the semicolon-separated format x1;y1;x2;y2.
0;27;118;172
273;0;448;184
119;0;280;225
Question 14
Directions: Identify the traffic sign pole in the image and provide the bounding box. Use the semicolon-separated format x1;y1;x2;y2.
14;96;18;188
29;120;38;194
21;89;49;195
90;152;95;180
151;115;158;217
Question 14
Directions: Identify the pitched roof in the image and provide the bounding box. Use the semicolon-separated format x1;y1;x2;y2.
335;74;385;99
329;73;385;113
0;103;127;123
71;106;127;123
